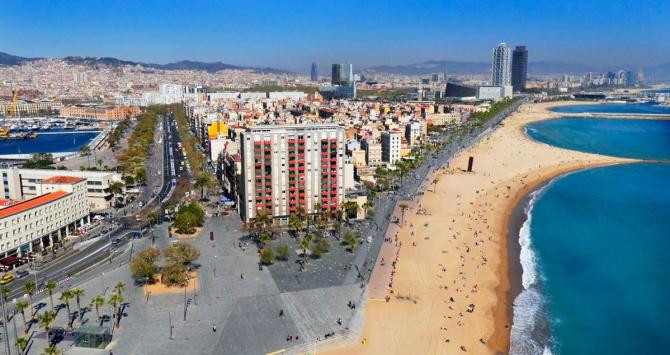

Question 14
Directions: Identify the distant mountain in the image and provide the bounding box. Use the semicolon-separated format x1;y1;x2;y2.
1;51;293;74
364;60;605;76
0;51;41;66
644;62;670;83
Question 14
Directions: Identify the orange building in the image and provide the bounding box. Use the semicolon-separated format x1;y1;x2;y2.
59;105;141;120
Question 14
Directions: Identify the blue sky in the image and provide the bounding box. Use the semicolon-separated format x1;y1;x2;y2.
2;0;669;72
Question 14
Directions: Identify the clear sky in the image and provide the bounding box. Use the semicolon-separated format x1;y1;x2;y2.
2;0;669;72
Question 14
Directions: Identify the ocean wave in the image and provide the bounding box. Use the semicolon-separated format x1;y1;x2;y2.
510;177;564;355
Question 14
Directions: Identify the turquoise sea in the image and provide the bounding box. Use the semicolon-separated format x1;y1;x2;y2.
510;107;670;355
549;102;670;115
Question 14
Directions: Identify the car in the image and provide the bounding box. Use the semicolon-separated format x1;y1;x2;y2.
16;270;29;279
0;274;14;285
111;238;122;246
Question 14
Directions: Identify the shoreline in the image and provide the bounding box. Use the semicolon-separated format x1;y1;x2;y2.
324;101;637;355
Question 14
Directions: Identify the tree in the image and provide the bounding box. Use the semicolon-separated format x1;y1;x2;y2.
58;290;73;329
161;262;188;287
16;337;28;354
299;232;313;263
130;246;160;281
135;167;147;186
97;159;104;169
42;346;60;355
342;232;358;252
272;242;289;261
22;153;55;169
37;311;56;344
107;181;124;206
164;242;200;266
194;172;213;201
16;300;29;333
398;203;409;226
122;175;135;186
90;295;105;325
260;248;275;265
114;282;126;299
432;177;440;192
23;281;36;319
45;281;57;312
172;203;205;234
310;239;330;259
71;288;85;322
147;211;158;226
108;293;124;328
79;145;91;157
288;215;303;239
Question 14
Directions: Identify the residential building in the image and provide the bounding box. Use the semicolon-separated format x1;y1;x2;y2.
361;140;382;166
511;45;528;92
405;121;423;146
239;124;345;222
381;131;401;165
492;43;511;86
0;176;90;256
0;168;123;211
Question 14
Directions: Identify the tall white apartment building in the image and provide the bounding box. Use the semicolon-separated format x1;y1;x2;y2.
239;124;345;222
0;176;90;256
492;43;511;86
405;121;423;146
381;131;401;165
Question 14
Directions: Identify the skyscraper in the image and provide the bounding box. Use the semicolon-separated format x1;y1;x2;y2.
310;62;318;82
511;45;528;92
491;43;511;86
331;63;353;86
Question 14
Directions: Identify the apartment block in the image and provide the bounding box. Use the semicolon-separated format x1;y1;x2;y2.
239;124;345;222
381;131;401;165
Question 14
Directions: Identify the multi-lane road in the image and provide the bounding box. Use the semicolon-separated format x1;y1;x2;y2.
1;112;188;300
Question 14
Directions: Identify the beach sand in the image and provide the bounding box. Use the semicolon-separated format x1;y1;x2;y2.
324;101;635;355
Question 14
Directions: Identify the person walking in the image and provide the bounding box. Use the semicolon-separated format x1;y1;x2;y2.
212;323;217;332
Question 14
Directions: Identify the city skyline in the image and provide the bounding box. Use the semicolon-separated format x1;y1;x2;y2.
2;0;669;72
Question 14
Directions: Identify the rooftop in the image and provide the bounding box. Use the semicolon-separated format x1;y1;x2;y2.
0;191;69;219
41;176;85;184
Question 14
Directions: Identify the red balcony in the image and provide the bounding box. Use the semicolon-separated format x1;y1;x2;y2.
290;207;296;212
289;160;296;165
331;158;337;162
289;186;297;191
289;167;296;172
331;177;337;182
288;139;296;144
299;173;305;178
255;202;263;208
290;194;297;199
298;139;305;144
254;141;261;145
321;152;328;157
298;166;305;171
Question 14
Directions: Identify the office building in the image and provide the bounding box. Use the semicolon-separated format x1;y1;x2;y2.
331;64;354;86
0;176;90;256
0;168;123;211
239;124;345;222
381;131;401;165
310;62;318;82
511;45;528;91
491;43;511;86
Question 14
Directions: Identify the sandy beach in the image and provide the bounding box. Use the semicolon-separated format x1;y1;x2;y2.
324;101;636;355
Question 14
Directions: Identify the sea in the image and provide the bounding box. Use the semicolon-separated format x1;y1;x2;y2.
0;129;101;156
510;105;670;355
549;102;670;115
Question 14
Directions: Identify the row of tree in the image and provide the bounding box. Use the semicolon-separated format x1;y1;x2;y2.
130;242;200;287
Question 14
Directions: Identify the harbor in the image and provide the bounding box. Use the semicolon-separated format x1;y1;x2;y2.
0;116;110;160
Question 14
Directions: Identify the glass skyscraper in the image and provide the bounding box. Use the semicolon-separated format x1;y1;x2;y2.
512;45;528;91
491;43;511;86
331;63;353;86
310;62;318;81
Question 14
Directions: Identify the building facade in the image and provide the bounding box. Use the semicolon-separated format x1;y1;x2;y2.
381;131;401;165
239;124;345;222
0;168;123;211
59;105;140;120
491;43;511;86
511;45;528;92
0;176;90;256
331;64;353;86
310;62;319;82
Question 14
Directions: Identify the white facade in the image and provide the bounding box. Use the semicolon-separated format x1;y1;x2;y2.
0;168;123;211
477;86;503;100
239;124;346;222
405;121;423;146
0;177;90;256
381;131;401;165
492;43;511;86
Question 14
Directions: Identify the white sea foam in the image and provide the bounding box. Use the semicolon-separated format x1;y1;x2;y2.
510;177;564;355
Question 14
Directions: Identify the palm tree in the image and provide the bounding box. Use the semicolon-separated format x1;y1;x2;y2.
97;159;103;169
398;203;409;226
15;337;28;354
108;293;124;328
15;300;29;333
23;281;36;319
45;281;57;312
70;288;85;322
37;311;56;344
194;172;212;201
114;282;126;298
108;181;124;207
58;290;73;329
1;287;9;304
90;295;105;325
432;177;440;192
